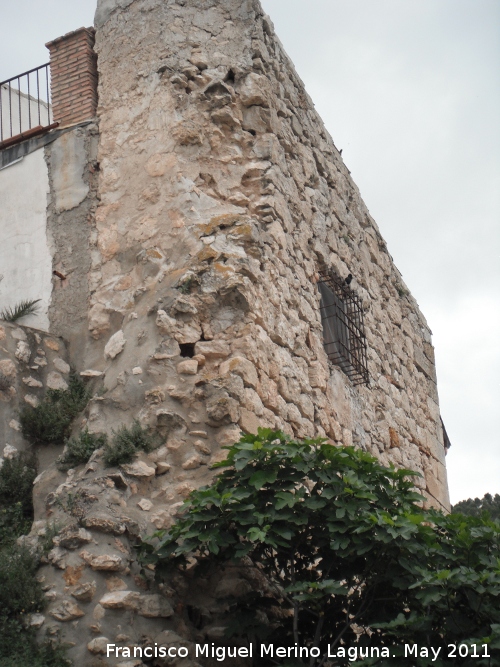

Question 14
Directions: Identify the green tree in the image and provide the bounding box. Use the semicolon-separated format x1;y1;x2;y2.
453;494;500;522
141;430;500;667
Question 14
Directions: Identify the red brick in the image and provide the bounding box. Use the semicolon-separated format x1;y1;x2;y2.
47;26;97;126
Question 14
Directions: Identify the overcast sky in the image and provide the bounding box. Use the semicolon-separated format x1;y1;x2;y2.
1;0;498;505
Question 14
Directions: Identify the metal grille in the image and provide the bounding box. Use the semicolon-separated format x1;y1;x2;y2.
0;63;52;144
318;265;369;386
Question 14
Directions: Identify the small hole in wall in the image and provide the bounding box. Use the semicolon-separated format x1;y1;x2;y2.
179;343;196;358
247;129;256;136
225;69;236;83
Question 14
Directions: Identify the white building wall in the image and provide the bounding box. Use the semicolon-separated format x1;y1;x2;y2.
1;84;51;142
0;148;52;330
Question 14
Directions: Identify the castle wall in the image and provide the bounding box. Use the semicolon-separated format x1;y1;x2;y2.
88;0;448;510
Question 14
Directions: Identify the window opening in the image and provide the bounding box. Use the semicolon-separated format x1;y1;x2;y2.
318;265;369;386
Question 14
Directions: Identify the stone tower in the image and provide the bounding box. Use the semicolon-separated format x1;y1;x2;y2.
0;0;449;663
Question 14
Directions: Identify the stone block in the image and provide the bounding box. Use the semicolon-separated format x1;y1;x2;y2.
219;356;258;389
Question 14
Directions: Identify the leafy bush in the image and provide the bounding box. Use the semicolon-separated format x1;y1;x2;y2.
104;420;156;467
0;546;69;667
0;451;37;519
141;429;500;666
19;375;90;445
0;629;70;667
0;451;37;547
0;452;69;665
0;545;44;616
0;504;31;548
57;429;107;470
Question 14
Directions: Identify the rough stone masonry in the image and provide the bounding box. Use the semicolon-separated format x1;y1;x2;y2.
0;0;450;664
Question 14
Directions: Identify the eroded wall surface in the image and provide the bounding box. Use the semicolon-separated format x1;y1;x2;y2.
46;122;98;366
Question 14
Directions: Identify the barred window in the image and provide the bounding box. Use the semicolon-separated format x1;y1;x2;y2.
318;266;369;386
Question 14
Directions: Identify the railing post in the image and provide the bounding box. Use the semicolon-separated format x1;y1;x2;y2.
46;27;97;129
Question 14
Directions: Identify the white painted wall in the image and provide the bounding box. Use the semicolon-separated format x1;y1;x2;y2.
0;148;52;330
1;84;51;142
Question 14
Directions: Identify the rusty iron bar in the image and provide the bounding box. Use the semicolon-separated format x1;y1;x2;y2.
0;63;51;144
318;264;370;386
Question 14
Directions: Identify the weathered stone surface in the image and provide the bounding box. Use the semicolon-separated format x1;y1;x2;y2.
182;455;202;470
29;613;46;628
58;526;94;549
104;330;126;359
137;594;174;618
53;357;71;374
87;637;110;655
194;340;230;359
80;369;104;378
83;513;126;535
120;461;156;478
71;581;97;602
156;410;187;433
15;341;31;363
49;600;85;622
80;551;124;571
47;371;68;390
137;498;153;511
99;590;141;610
23;376;43;388
177;359;198;375
47;547;69;570
219;357;258;389
156;310;177;334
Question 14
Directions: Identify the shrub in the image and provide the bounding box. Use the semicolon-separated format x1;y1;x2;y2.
104;420;156;467
0;546;69;666
57;429;107;470
0;372;11;391
0;450;37;546
141;429;500;666
19;376;90;445
0;504;31;548
0;451;69;665
0;545;44;617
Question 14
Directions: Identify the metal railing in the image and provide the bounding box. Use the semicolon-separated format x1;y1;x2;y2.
318;264;370;386
0;63;52;144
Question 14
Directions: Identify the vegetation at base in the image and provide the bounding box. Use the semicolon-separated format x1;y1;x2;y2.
453;493;500;522
56;429;107;470
0;451;37;545
0;299;41;323
0;545;70;667
19;375;90;446
0;453;69;666
140;429;500;667
103;419;157;467
0;372;11;391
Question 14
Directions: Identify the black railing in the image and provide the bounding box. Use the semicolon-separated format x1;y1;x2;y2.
0;63;52;144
